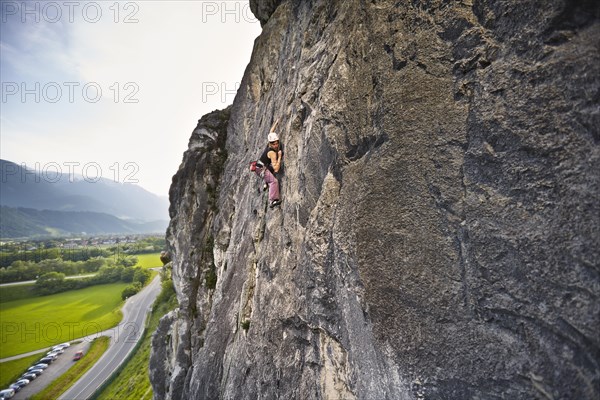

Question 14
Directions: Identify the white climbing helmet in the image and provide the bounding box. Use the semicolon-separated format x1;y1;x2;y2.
268;132;279;142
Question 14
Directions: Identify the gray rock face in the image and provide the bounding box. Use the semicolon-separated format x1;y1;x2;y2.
151;1;599;399
249;0;282;25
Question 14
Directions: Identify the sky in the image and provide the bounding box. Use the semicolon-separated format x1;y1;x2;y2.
0;0;262;197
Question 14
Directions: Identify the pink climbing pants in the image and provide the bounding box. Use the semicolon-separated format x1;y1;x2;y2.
255;167;280;202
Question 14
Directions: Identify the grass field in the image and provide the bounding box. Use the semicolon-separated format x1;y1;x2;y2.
95;325;154;400
134;253;162;269
0;283;128;358
0;351;45;388
31;336;110;400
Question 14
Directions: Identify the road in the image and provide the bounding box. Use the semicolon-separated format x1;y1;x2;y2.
7;275;162;400
58;274;162;400
0;274;97;287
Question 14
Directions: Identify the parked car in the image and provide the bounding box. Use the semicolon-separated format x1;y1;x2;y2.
0;389;15;399
10;379;29;392
21;373;37;381
29;369;44;376
8;384;22;392
52;342;70;350
73;350;84;361
10;381;26;390
28;363;48;371
39;357;54;364
47;348;64;355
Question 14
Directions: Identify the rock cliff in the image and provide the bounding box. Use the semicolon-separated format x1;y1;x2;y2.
151;1;599;399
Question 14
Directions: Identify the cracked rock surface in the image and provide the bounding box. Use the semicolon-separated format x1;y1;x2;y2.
151;1;599;399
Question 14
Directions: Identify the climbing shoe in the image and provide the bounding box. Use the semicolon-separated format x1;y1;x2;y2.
270;199;282;208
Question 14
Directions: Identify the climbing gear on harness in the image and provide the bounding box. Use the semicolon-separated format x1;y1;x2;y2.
270;199;282;208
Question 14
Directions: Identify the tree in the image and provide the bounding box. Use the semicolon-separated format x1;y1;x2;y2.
97;265;124;282
36;271;65;283
133;267;151;286
83;257;106;273
121;282;142;300
120;266;136;282
118;256;138;268
35;272;66;295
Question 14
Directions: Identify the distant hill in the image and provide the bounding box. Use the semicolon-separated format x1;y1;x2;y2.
0;206;167;238
0;159;169;221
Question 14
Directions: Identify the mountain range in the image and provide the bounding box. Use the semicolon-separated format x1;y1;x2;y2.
0;160;169;238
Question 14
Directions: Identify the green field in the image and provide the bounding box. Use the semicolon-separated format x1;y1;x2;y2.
134;253;162;269
0;351;45;388
0;283;128;358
